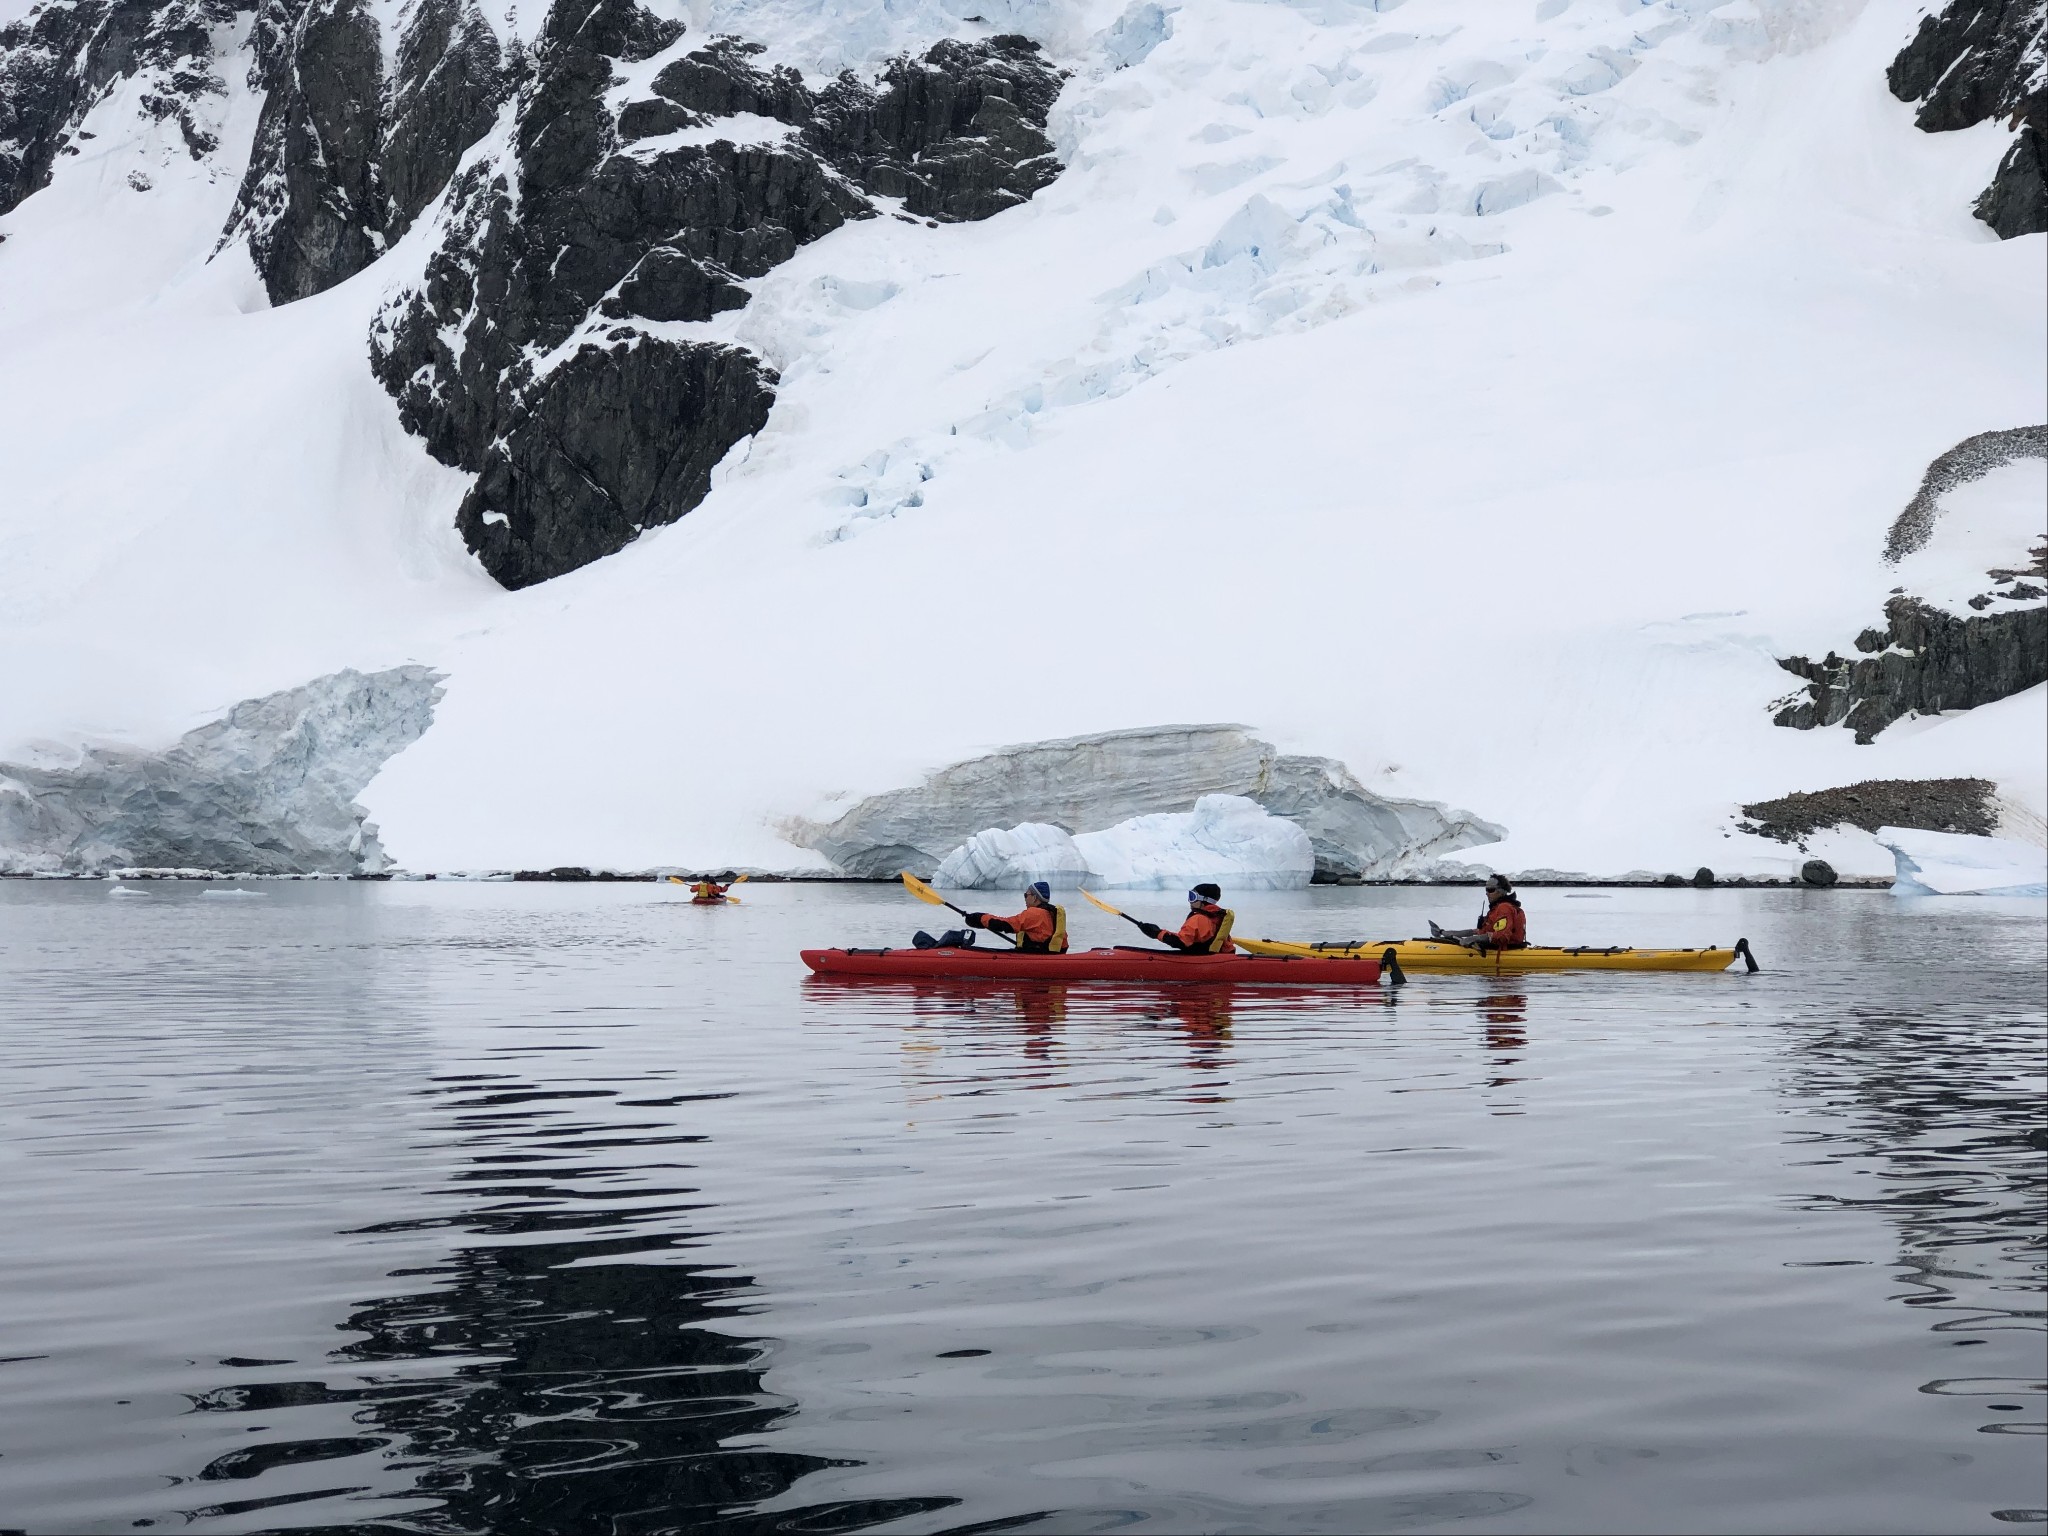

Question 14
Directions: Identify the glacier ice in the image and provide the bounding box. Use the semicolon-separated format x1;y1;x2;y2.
0;667;444;875
792;724;1503;880
1878;827;2047;897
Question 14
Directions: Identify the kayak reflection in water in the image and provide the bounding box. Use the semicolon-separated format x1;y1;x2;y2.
1431;874;1528;951
1135;883;1237;953
963;882;1070;952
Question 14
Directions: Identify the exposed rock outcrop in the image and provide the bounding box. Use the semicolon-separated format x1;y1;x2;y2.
218;0;514;304
1740;778;1999;844
1888;0;2048;238
1773;596;2047;742
785;724;1505;881
1775;427;2047;741
369;8;1066;588
0;0;241;216
0;666;443;874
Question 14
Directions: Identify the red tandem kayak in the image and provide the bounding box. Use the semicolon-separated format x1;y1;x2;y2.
801;946;1384;984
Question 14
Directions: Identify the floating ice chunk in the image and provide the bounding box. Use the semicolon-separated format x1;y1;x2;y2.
202;886;266;897
1878;827;2048;897
934;823;1094;890
1075;794;1314;889
107;884;145;896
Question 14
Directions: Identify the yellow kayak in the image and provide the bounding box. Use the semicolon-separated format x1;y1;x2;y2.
1236;937;1757;973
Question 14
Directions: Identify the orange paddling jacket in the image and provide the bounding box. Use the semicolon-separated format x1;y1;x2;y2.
1165;902;1235;954
979;903;1069;953
1476;896;1526;949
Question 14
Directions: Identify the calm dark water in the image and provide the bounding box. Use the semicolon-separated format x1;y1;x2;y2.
0;880;2042;1535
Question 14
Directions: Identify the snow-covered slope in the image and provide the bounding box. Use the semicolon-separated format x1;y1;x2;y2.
2;0;2043;879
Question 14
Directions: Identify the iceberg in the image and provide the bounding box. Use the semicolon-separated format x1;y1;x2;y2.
932;823;1095;890
931;795;1317;891
1878;826;2048;897
1075;794;1315;890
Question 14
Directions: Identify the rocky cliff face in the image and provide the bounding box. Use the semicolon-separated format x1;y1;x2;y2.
1888;0;2048;238
0;666;443;874
218;0;515;304
785;725;1505;881
0;0;243;216
1774;596;2047;742
368;4;1065;588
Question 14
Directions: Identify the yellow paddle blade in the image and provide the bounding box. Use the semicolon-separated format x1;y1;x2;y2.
1078;888;1126;918
733;874;750;885
667;875;685;885
900;871;950;907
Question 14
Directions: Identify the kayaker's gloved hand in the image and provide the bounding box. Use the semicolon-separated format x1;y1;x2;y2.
1137;921;1161;939
964;912;987;929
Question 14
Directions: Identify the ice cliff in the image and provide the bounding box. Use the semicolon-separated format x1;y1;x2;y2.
790;725;1504;882
0;666;443;874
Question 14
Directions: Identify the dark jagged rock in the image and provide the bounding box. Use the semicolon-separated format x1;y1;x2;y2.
651;35;810;122
1888;0;2048;238
220;0;514;304
1774;596;2048;742
457;336;774;589
806;36;1065;220
0;0;239;216
382;0;515;239
1743;778;1998;845
224;0;386;303
373;10;1067;588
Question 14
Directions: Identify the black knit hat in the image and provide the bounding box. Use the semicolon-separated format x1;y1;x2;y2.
1191;882;1222;902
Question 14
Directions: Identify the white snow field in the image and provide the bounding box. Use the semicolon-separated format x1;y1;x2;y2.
1;0;2043;878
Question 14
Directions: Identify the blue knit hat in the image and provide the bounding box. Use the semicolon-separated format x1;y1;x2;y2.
1026;880;1052;902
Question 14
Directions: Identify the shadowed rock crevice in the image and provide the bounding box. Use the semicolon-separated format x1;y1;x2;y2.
370;2;1066;588
785;725;1504;882
1888;0;2048;238
0;666;443;874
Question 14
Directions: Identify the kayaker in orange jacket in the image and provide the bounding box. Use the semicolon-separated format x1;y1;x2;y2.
691;870;738;903
966;882;1069;953
1139;884;1237;953
1432;876;1527;950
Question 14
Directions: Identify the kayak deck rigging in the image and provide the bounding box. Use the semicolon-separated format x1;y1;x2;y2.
1235;937;1758;972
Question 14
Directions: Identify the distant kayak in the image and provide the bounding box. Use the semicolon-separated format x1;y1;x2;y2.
801;946;1385;985
1236;938;1757;972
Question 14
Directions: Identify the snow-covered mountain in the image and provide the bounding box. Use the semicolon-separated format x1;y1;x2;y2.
1;0;2042;880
